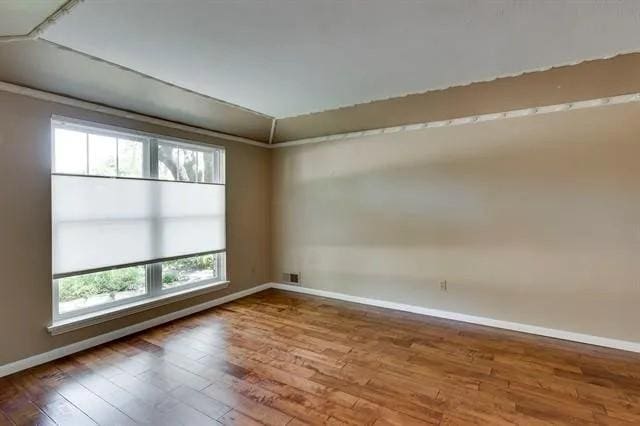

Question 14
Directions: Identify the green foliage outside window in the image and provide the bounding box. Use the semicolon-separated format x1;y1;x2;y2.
58;267;144;302
162;254;214;286
58;254;215;302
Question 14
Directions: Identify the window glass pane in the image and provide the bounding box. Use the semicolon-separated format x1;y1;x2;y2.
162;254;217;290
158;143;178;181
179;148;200;182
88;134;117;176
177;149;186;181
156;141;221;183
54;128;87;174
117;138;144;178
196;151;205;182
57;265;146;315
201;151;216;183
218;150;225;184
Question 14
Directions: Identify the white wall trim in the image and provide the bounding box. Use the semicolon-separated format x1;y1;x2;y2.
48;281;231;336
270;283;640;353
0;283;272;378
3;281;639;377
272;92;640;148
5;80;640;151
268;118;277;144
0;81;268;148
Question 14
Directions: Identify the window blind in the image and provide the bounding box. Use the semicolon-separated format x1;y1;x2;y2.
52;175;225;278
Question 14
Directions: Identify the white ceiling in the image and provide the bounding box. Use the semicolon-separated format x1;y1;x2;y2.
0;0;65;36
42;0;640;118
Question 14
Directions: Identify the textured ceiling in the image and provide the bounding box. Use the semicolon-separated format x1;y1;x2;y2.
0;0;66;36
33;0;640;118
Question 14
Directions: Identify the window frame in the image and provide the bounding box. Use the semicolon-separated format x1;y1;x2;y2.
158;252;227;295
52;252;226;322
50;116;228;325
52;118;226;185
52;265;150;321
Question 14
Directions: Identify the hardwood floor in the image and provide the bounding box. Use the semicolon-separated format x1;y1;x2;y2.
2;289;640;425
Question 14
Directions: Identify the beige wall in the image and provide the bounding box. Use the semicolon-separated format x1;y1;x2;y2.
272;101;640;342
3;76;640;366
0;91;271;365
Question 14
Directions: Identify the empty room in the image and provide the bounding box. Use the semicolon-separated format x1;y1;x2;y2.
1;0;640;424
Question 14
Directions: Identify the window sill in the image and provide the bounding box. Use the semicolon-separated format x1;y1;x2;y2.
48;280;230;335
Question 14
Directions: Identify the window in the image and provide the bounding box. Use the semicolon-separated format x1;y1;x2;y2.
51;118;226;322
162;253;223;290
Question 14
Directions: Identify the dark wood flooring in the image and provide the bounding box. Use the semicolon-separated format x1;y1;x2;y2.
2;289;640;425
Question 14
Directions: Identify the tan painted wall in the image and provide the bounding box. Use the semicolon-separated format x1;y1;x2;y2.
0;91;271;365
3;66;640;366
272;101;640;342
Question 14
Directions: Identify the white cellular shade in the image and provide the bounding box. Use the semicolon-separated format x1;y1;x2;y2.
52;175;225;277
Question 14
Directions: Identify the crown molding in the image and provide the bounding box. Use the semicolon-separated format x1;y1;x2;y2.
273;53;640;143
0;80;268;148
270;92;640;148
4;4;640;146
4;80;640;151
268;118;277;144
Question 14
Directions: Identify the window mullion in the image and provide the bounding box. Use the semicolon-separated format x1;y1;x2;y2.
115;138;120;176
146;264;153;296
147;263;162;296
85;132;89;174
147;138;162;296
149;138;159;178
145;137;158;179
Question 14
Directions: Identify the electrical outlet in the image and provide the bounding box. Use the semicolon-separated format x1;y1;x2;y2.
440;280;447;291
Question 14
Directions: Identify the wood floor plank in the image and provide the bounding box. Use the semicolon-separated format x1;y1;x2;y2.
170;386;231;420
4;288;640;425
0;409;13;426
7;369;65;407
16;363;137;426
202;380;293;426
54;359;172;425
51;378;136;426
217;409;262;426
40;398;97;426
0;376;57;426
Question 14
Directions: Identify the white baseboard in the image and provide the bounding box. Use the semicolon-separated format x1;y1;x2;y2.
270;283;640;354
3;281;638;377
0;283;272;378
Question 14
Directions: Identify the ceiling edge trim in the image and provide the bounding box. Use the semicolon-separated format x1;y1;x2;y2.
0;80;268;148
4;81;639;151
270;92;640;149
0;0;83;42
268;119;277;144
